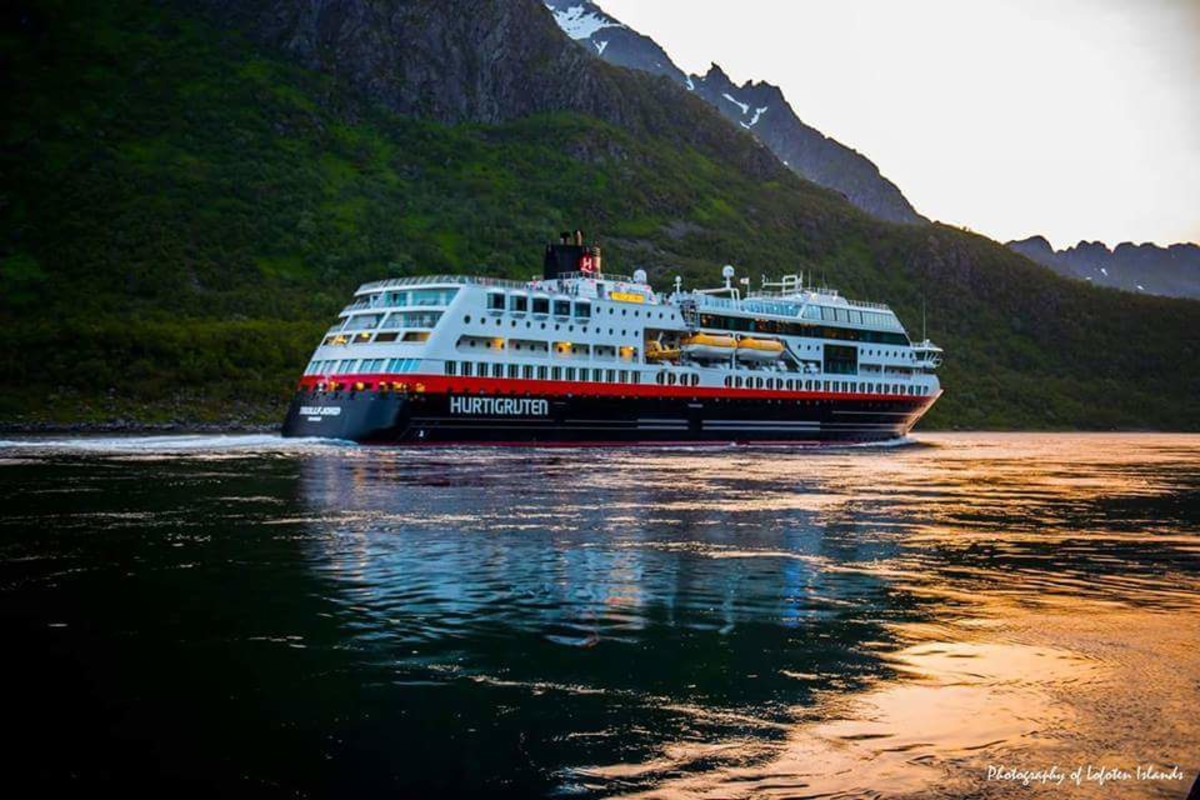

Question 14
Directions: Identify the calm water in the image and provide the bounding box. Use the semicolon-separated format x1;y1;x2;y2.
1;433;1197;798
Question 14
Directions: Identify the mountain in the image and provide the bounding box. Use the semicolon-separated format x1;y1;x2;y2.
1008;237;1200;299
192;0;780;180
1;0;1198;431
544;0;925;225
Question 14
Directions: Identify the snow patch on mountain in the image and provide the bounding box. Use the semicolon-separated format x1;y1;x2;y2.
722;93;749;115
594;39;608;55
547;4;624;40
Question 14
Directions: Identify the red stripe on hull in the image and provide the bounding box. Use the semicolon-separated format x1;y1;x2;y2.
298;373;939;406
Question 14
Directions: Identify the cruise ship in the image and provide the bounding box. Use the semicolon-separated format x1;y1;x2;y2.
281;232;943;444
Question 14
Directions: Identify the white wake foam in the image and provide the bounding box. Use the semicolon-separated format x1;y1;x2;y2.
0;433;340;455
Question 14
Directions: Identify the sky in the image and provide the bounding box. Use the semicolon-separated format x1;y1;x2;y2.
599;0;1200;249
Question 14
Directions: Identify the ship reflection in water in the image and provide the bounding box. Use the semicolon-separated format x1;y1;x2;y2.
1;433;1198;797
292;434;1199;798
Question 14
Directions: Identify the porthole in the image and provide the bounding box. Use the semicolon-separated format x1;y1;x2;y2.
464;315;472;324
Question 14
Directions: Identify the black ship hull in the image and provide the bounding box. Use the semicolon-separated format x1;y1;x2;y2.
281;376;939;445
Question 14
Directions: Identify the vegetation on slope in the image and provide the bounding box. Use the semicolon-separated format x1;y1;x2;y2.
2;1;1197;428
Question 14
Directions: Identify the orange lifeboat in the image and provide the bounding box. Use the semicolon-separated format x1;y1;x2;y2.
680;332;736;360
736;337;784;362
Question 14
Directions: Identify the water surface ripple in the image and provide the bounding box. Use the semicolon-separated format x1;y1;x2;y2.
1;433;1197;798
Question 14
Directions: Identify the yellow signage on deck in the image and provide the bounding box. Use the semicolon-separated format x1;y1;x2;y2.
610;291;645;304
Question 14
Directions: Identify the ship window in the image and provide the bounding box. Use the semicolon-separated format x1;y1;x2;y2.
504;364;517;379
551;367;562;380
656;372;665;385
510;294;528;313
734;377;743;388
574;302;591;319
606;369;616;382
554;299;571;316
445;361;457;376
411;289;458;306
461;362;473;377
724;376;731;388
487;292;506;312
537;366;547;380
566;368;576;381
619;370;628;383
631;373;640;385
522;365;533;379
533;297;550;315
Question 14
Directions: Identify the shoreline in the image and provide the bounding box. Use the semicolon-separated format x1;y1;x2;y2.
0;421;281;436
0;423;1189;437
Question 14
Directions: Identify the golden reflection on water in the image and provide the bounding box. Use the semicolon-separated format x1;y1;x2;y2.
565;434;1199;798
591;604;1196;800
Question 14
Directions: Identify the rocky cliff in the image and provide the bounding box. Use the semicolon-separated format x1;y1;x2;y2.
1008;237;1200;299
194;0;782;180
544;0;925;224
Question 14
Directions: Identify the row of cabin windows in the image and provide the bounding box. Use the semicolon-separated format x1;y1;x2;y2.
334;310;443;333
460;338;634;360
346;289;459;310
799;305;898;330
698;313;909;346
323;330;433;346
305;358;423;376
720;374;929;395
491;293;588;319
445;361;641;384
466;315;641;339
488;292;677;322
654;372;701;387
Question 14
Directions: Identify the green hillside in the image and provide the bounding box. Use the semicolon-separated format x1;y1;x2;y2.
2;1;1197;429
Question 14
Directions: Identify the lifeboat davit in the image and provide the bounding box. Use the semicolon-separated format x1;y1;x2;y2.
680;332;736;360
736;336;784;362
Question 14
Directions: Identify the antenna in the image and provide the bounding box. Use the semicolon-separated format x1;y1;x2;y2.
721;264;735;291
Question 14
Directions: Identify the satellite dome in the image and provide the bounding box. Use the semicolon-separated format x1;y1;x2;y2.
633;268;648;284
721;265;736;279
